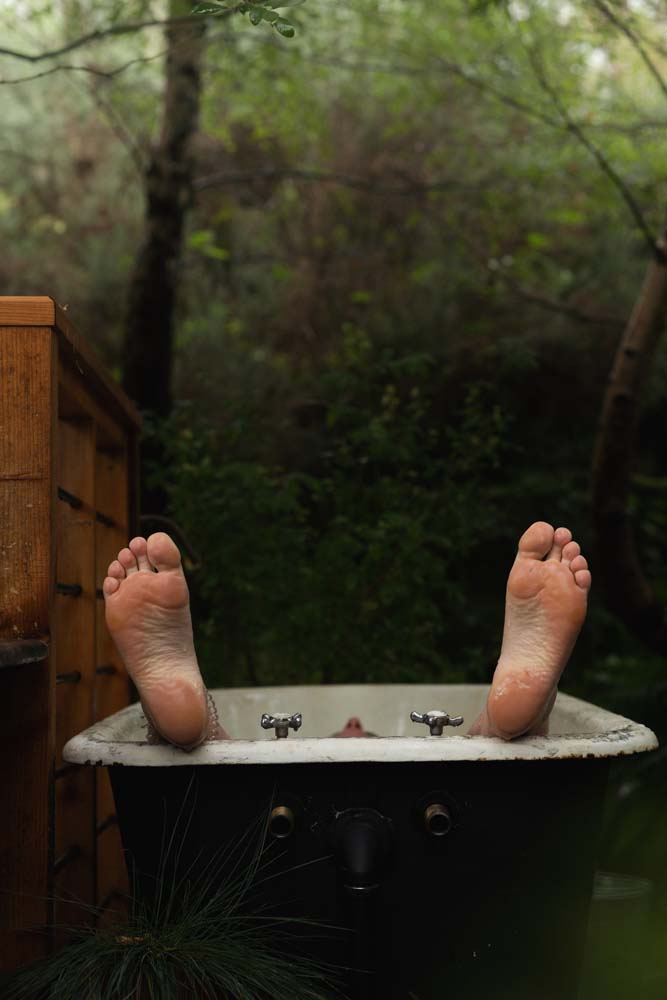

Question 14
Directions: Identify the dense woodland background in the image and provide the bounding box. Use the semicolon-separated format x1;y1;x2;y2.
2;1;667;993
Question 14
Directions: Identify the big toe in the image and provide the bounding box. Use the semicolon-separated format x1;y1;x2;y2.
517;521;554;560
146;532;182;572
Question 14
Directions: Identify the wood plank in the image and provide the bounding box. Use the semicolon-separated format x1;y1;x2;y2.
95;443;130;530
95;881;129;930
55;513;96;747
94;447;132;908
58;418;97;508
94;518;132;727
54;303;141;430
128;426;140;536
0;328;56;641
0;327;57;971
54;419;96;935
96;772;129;912
59;361;126;454
53;764;96;940
0;296;55;328
0;298;141;430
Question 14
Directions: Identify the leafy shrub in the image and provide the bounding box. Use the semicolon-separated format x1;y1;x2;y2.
151;341;510;688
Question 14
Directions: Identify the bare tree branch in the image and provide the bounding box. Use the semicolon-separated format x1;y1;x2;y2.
592;0;667;104
500;274;624;326
525;43;660;258
226;36;667;136
86;83;146;176
230;36;565;130
599;0;667;63
586;118;667;134
194;165;465;194
196;163;624;327
0;147;48;166
0;11;240;64
447;219;624;327
0;50;166;85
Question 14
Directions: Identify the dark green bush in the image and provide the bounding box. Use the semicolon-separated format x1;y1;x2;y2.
152;340;511;688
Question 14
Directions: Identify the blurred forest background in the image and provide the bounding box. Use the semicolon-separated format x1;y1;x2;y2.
2;0;667;992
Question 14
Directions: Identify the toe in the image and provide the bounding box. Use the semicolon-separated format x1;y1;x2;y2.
118;547;139;575
575;569;592;591
107;560;125;580
562;540;580;566
517;521;554;560
570;555;588;574
103;576;120;596
129;536;153;572
547;526;572;561
146;532;182;572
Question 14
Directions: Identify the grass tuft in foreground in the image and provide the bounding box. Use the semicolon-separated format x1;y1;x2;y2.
7;786;344;1000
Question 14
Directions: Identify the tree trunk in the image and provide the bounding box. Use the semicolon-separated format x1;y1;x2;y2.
122;0;205;419
591;237;667;651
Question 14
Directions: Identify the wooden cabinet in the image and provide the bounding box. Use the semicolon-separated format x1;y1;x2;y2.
0;297;140;971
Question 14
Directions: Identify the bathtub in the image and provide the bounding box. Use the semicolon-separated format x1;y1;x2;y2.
64;684;657;1000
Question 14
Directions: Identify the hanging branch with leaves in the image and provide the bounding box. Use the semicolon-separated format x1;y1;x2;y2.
192;0;305;38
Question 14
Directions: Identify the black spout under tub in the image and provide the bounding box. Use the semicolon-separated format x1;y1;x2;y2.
64;684;657;1000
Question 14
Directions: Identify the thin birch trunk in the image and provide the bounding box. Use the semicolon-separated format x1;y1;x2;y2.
591;237;667;651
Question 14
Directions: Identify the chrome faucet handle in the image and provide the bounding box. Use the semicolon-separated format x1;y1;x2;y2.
410;709;464;736
261;712;302;739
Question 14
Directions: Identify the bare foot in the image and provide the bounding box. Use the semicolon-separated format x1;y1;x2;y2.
103;532;225;749
470;521;591;740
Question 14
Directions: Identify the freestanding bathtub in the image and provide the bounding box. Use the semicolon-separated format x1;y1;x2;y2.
64;684;657;1000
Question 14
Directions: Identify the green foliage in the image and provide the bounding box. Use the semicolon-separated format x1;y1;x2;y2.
7;800;341;1000
192;0;303;38
3;0;667;696
150;344;510;687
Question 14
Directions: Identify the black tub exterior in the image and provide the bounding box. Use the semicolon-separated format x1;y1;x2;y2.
110;756;609;1000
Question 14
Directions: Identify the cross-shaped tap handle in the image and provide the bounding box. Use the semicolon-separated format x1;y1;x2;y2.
410;709;464;736
261;712;303;739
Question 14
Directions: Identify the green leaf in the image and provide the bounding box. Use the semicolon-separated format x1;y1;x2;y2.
265;0;305;7
246;4;280;23
274;16;295;35
526;231;550;249
470;0;508;11
191;2;230;14
187;229;230;261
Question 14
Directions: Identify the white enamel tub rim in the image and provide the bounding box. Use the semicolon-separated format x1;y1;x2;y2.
63;683;658;767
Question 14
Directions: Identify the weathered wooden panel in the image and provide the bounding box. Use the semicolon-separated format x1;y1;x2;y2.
54;418;96;935
0;327;56;968
59;364;126;454
95;445;130;533
0;296;55;328
94;441;132;906
0;328;56;640
0;300;140;973
96;776;129;915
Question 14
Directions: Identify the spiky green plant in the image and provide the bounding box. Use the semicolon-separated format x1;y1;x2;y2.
7;790;345;1000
